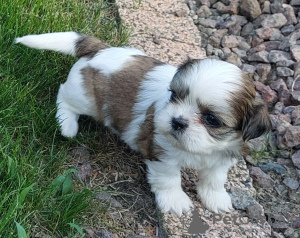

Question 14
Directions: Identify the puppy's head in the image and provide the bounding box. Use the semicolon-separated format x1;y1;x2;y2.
155;58;271;154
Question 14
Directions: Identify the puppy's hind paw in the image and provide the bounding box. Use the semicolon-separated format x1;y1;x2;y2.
155;188;193;217
58;117;79;138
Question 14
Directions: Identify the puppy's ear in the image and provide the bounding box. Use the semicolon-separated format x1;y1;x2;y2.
242;98;271;141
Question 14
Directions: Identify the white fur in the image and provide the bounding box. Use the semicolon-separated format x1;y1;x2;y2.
188;60;242;112
122;64;176;150
16;32;253;217
15;32;80;56
89;47;145;77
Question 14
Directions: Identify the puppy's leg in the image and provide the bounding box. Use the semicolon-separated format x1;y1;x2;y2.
55;58;97;138
56;85;80;138
145;160;193;216
196;161;235;213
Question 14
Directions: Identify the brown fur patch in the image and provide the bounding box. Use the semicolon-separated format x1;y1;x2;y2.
229;74;256;128
136;103;164;160
81;67;108;120
75;35;110;58
229;74;271;140
107;55;163;132
240;143;250;157
137;104;155;157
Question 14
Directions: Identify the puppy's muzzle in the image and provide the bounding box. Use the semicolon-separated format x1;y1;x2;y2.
171;117;189;131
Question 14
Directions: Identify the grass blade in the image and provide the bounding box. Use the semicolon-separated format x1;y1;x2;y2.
15;222;28;238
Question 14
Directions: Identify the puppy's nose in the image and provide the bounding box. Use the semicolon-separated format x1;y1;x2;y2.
171;117;188;131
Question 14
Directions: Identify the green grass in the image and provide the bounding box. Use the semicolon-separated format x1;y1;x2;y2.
0;0;129;237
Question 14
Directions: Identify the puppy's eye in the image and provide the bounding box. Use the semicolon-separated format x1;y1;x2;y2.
169;89;178;102
202;113;222;128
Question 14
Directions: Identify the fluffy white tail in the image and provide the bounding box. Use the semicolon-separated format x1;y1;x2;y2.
15;32;109;57
15;32;81;56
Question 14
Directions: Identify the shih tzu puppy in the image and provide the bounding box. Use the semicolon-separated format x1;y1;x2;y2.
15;32;271;216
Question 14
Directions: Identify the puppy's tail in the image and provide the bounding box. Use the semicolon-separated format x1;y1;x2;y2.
15;32;109;58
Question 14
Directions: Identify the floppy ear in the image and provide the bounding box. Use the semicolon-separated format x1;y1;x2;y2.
242;98;271;141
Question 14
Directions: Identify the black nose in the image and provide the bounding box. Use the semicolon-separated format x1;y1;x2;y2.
171;117;188;131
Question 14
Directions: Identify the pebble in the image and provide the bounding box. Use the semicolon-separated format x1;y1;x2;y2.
254;81;278;104
270;79;288;92
249;166;275;188
274;102;284;114
282;125;300;148
208;34;222;47
289;28;300;45
291;106;300;125
290;45;300;62
259;162;286;175
248;51;270;63
294;62;300;79
260;41;281;52
246;204;264;220
198;18;217;28
269;50;292;63
282;177;299;190
212;1;239;14
221;35;239;48
255;27;281;40
276;60;295;67
292;150;300;169
261;13;287;28
241;22;254;37
282;4;297;25
281;25;295;36
197;5;212;18
240;0;261;20
256;63;271;81
242;64;256;74
262;1;271;14
229;187;258;210
291;91;300;104
277;67;294;77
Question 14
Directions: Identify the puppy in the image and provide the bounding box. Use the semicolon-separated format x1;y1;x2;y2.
15;32;271;216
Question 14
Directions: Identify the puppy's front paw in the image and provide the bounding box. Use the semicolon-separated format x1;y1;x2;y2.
198;188;233;213
155;188;193;217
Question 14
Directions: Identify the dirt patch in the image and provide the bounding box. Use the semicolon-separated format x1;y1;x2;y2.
68;120;158;237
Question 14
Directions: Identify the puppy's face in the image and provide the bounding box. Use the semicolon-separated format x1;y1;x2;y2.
155;59;271;154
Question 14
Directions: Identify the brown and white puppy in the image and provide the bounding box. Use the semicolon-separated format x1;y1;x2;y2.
15;32;271;216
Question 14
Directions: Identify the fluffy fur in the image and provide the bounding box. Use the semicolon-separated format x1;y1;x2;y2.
15;32;271;216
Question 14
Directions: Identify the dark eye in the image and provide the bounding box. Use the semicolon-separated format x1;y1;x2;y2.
202;113;222;128
169;89;178;102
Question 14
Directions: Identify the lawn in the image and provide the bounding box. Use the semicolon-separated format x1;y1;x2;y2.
0;0;129;237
